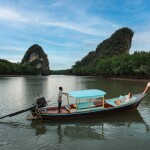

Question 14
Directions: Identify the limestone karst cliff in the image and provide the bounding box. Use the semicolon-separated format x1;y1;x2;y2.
72;27;134;67
21;44;50;75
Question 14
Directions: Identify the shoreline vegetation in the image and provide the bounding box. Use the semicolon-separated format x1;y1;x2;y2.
107;77;149;82
1;51;150;79
52;51;150;79
0;59;47;76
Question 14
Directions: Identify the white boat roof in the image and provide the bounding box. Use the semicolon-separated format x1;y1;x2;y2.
67;89;106;99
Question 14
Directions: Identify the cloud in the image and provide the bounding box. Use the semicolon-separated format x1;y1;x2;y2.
0;46;25;52
47;48;89;70
1;55;22;63
131;30;150;52
30;16;118;36
0;7;21;20
0;5;119;36
48;54;76;70
43;39;79;48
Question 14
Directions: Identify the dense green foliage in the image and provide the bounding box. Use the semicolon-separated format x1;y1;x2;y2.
0;59;40;75
51;69;72;75
95;27;134;56
72;52;150;78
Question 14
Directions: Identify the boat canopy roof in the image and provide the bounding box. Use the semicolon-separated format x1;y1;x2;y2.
67;89;106;99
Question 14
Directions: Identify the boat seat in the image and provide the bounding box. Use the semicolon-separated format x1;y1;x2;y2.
106;96;124;106
106;100;116;106
106;96;137;106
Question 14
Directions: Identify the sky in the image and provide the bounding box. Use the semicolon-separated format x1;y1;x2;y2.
0;0;150;70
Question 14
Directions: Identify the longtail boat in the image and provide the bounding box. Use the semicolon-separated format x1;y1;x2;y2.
30;88;147;120
0;82;149;120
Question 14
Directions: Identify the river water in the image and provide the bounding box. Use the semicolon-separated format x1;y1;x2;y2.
0;75;150;150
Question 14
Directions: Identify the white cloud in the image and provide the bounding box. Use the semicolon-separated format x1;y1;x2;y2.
0;7;20;20
43;39;80;49
0;46;25;52
47;48;89;70
134;31;150;44
48;55;76;70
0;6;119;36
131;31;150;52
1;55;22;63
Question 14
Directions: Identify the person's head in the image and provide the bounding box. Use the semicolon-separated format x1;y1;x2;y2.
59;87;63;91
128;92;132;98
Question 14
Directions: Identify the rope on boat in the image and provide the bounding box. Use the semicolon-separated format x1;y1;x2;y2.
26;108;42;120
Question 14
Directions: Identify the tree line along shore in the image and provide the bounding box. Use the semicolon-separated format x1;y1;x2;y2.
52;51;150;79
0;51;150;79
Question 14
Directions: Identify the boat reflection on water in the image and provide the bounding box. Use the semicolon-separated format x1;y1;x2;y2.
30;110;149;141
57;125;63;143
64;123;104;140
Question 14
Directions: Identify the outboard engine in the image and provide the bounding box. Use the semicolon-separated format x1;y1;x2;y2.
29;96;47;118
35;96;47;108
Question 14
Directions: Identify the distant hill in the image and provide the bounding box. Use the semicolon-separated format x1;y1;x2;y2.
21;44;50;75
0;44;50;76
72;27;134;68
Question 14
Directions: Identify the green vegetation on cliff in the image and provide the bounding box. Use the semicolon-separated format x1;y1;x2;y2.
0;59;40;75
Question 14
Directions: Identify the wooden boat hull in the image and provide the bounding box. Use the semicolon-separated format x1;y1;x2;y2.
39;93;145;120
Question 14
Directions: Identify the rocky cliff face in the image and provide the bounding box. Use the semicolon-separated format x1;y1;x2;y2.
73;27;134;67
21;44;50;75
95;27;134;56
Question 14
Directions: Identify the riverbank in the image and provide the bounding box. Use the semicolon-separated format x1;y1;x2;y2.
108;77;150;82
0;74;47;77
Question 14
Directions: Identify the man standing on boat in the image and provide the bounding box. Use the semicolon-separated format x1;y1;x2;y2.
58;87;66;113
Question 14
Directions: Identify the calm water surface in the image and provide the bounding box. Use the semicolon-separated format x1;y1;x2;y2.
0;75;150;150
